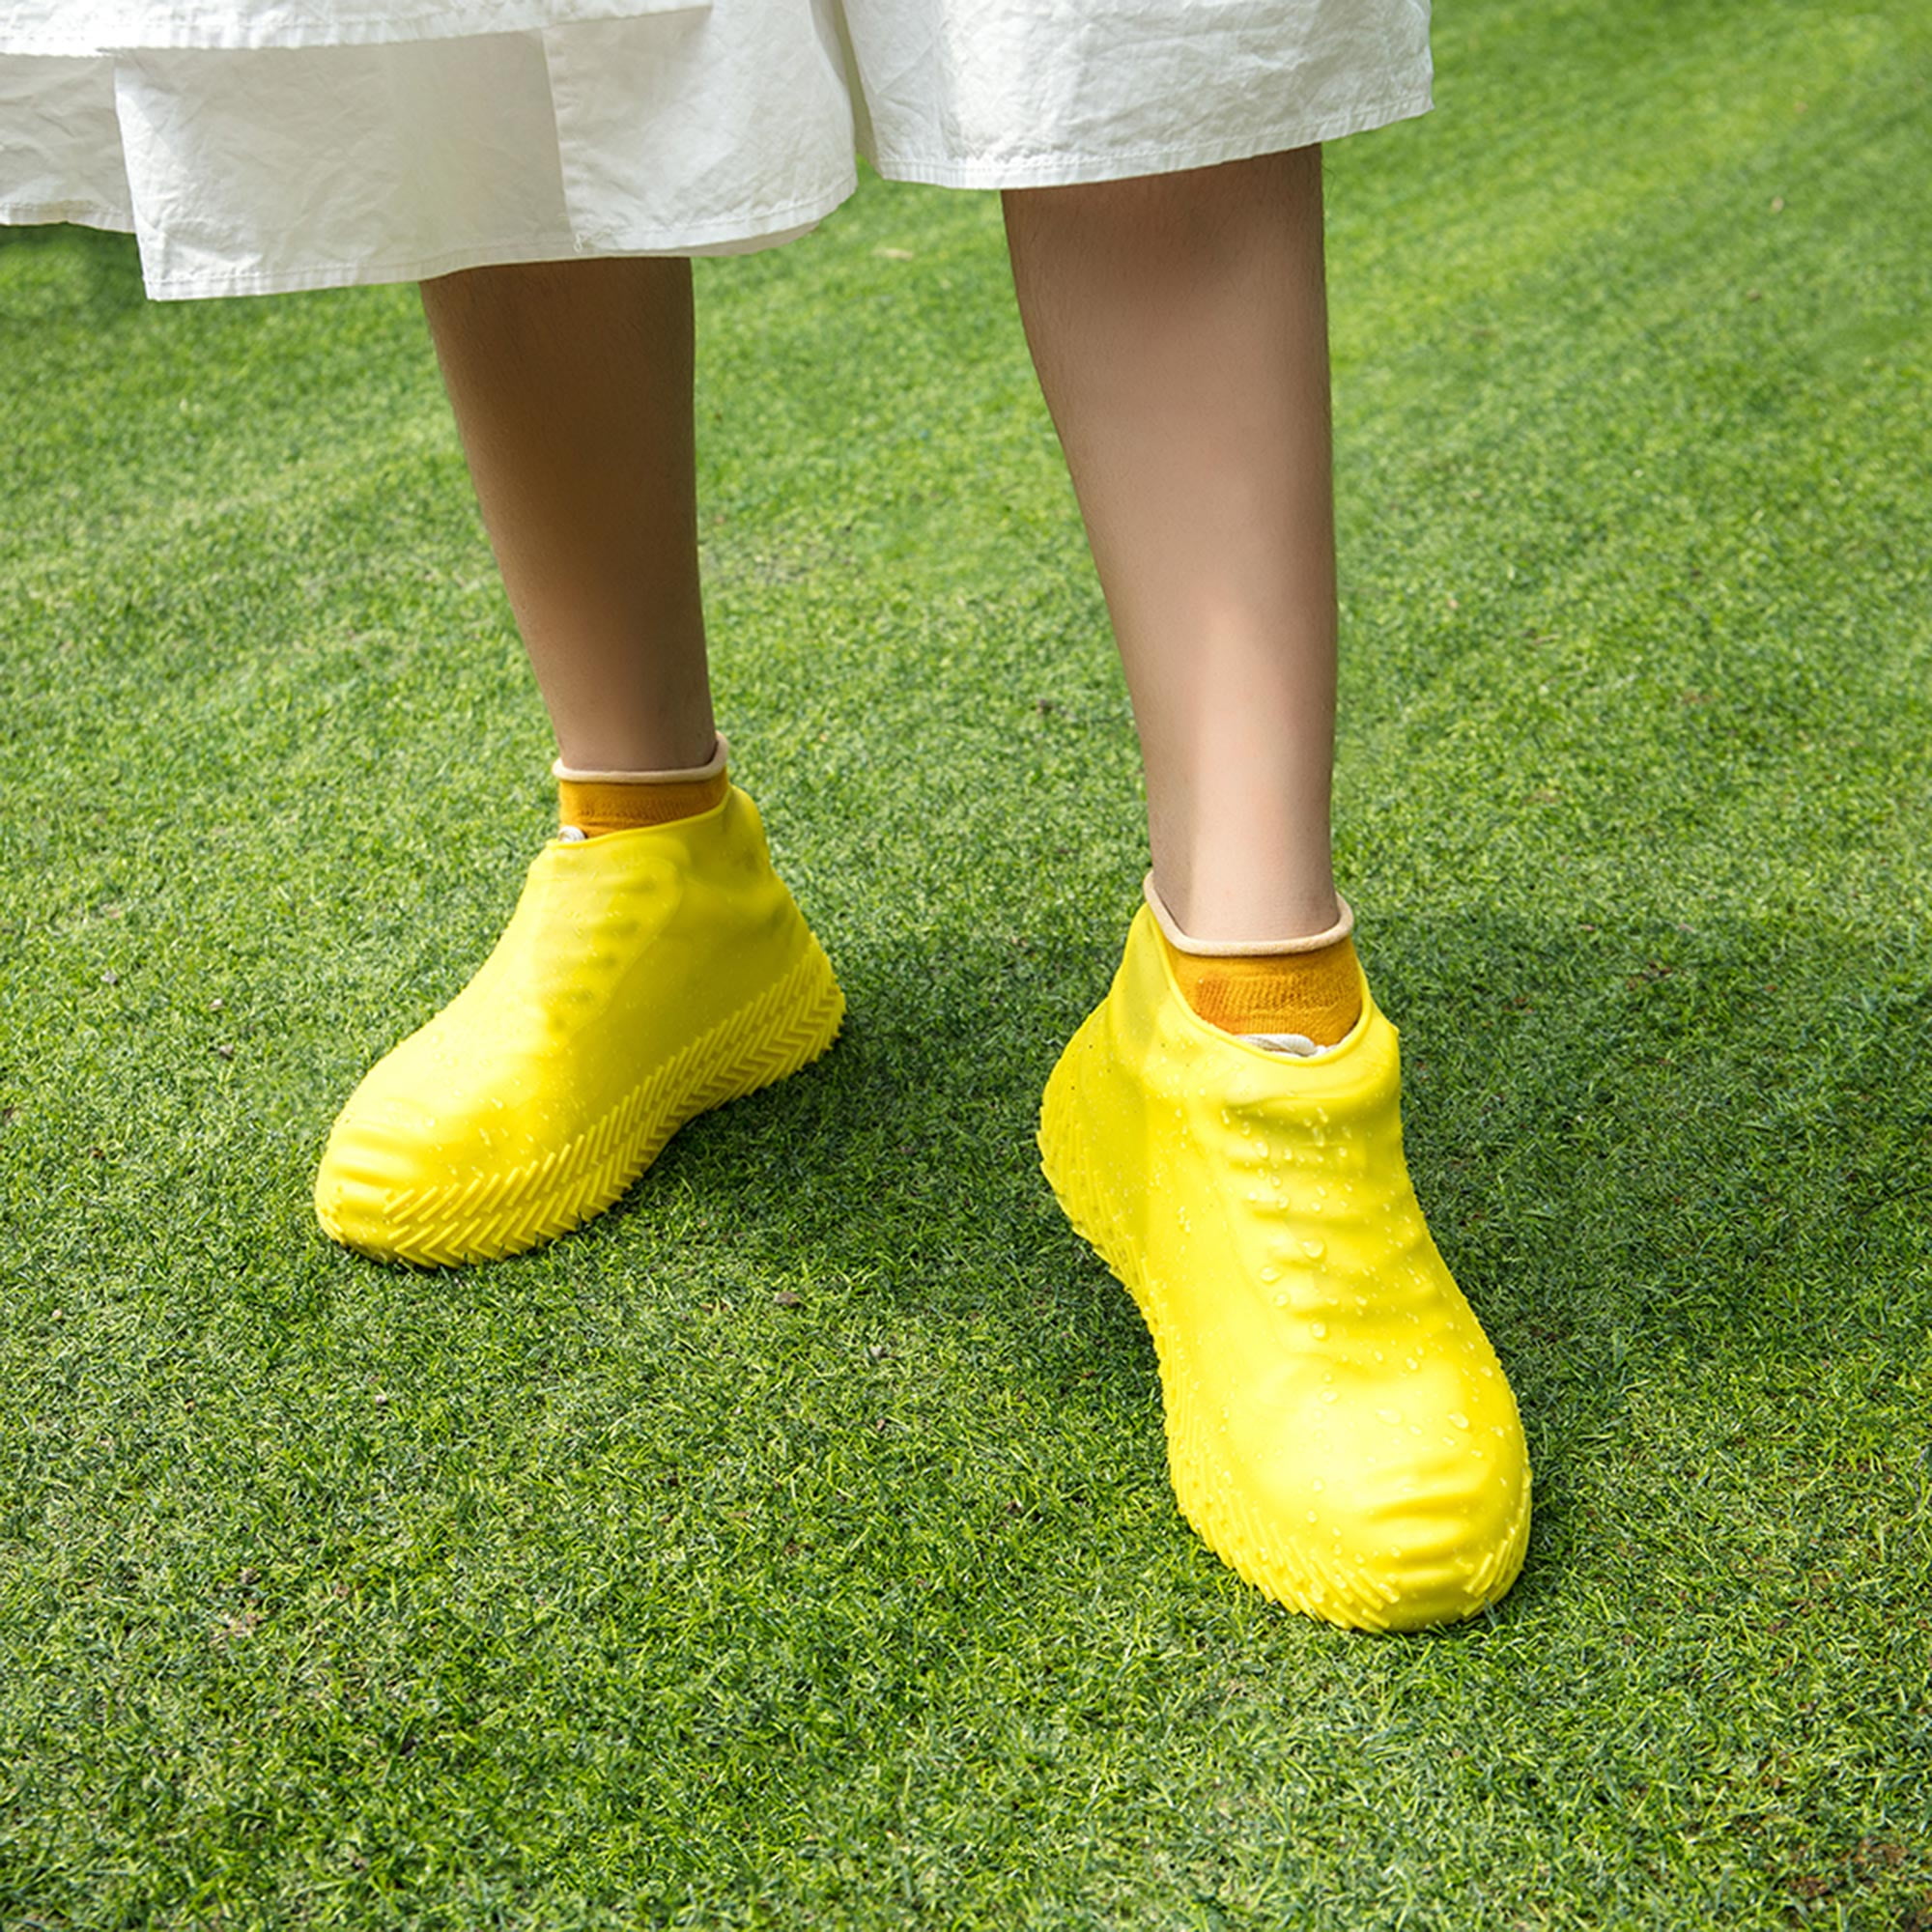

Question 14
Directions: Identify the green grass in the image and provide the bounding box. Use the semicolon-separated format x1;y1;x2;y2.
2;0;1929;1923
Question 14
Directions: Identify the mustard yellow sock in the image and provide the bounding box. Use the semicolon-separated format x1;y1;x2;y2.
554;735;730;838
1145;876;1363;1048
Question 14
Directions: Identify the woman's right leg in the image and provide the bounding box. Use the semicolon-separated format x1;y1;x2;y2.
416;255;716;773
314;256;843;1267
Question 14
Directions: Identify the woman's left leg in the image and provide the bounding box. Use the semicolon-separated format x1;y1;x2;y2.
1002;147;1339;950
1005;149;1531;1631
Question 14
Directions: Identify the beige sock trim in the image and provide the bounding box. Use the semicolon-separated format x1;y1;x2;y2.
552;732;728;786
1143;872;1353;956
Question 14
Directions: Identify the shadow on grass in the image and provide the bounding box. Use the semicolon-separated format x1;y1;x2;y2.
594;905;1930;1514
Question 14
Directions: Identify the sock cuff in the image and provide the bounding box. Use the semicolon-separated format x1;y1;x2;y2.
1143;871;1353;955
554;734;730;838
553;731;728;785
1162;930;1362;1038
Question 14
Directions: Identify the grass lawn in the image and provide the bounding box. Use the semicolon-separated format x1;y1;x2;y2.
2;0;1928;1923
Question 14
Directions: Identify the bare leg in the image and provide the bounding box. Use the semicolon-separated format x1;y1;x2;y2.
321;256;842;1265
418;255;716;773
1003;146;1339;944
1019;150;1532;1629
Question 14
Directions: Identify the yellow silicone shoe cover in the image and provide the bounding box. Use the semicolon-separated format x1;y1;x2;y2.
315;786;842;1265
1038;908;1529;1631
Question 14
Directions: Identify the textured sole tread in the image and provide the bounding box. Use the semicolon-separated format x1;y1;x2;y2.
322;940;843;1266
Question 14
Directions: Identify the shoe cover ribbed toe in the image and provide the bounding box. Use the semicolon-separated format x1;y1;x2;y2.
315;787;843;1265
1038;907;1530;1631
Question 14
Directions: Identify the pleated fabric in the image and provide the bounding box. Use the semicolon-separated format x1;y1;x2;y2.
0;0;1431;299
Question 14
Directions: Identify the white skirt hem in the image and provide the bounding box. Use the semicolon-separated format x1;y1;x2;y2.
133;191;850;299
870;90;1434;193
2;195;132;229
2;89;1432;303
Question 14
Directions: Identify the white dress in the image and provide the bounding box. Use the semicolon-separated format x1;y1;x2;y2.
0;0;1431;299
